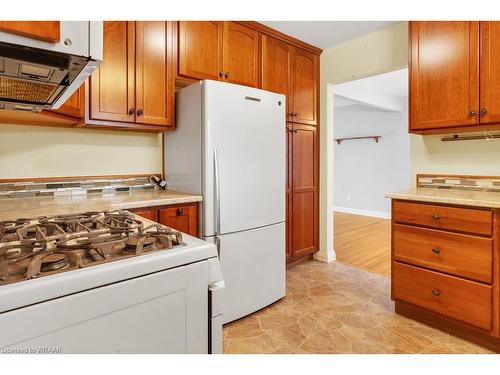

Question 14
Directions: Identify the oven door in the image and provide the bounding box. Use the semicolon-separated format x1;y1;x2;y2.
0;261;209;354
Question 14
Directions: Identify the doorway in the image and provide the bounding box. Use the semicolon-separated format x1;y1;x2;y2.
332;68;410;275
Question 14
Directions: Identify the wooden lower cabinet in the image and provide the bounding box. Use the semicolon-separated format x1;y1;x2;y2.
130;207;157;221
158;204;198;237
391;200;500;350
129;202;198;237
287;123;318;262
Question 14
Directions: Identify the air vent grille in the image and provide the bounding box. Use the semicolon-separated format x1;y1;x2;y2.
0;76;58;103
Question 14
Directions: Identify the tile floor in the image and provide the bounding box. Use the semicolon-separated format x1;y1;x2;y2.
222;260;494;354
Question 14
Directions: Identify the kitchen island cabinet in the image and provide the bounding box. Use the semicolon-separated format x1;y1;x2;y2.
386;192;500;352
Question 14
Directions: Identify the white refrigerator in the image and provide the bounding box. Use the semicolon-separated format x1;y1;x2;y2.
164;80;286;323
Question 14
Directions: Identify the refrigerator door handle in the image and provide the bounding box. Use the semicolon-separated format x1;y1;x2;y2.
214;149;221;236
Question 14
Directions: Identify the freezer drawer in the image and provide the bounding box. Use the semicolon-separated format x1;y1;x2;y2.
216;222;286;323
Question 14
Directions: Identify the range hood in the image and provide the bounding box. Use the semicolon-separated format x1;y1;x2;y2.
0;21;103;112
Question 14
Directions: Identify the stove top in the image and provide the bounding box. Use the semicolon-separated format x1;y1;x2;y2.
0;210;184;286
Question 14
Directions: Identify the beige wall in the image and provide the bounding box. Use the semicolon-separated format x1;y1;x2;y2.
411;134;500;184
0;124;162;179
321;22;409;86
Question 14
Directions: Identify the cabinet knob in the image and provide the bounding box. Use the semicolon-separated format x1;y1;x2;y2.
432;289;441;297
432;213;440;221
480;108;488;116
219;71;224;78
469;110;477;117
128;108;136;115
176;208;184;216
137;109;143;116
224;72;229;79
432;247;441;254
292;129;298;133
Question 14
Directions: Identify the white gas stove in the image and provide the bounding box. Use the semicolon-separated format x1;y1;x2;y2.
0;210;224;354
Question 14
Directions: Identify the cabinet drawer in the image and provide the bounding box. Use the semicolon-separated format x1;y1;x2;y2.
393;262;492;330
158;204;198;237
394;224;493;283
393;201;493;236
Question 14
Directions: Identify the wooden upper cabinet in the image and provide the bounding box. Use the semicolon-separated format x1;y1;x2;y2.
0;21;60;42
50;86;85;118
178;21;223;81
262;35;291;114
409;21;480;131
135;21;175;126
480;21;500;125
222;22;260;87
290;47;318;126
90;21;136;123
88;21;174;128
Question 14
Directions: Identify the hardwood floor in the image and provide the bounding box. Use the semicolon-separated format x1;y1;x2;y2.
333;211;391;276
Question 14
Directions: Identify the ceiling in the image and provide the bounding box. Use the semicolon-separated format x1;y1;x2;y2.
334;68;408;112
348;68;408;97
259;21;399;49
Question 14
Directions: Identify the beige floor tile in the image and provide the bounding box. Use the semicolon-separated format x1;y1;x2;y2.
222;260;494;354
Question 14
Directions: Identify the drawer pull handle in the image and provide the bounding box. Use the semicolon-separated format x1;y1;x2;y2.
431;213;440;221
432;289;441;297
176;208;184;216
432;247;441;254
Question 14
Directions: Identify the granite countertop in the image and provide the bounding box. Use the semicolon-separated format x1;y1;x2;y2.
386;188;500;209
0;189;203;221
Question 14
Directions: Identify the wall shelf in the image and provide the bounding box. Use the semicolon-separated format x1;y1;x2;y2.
334;136;381;145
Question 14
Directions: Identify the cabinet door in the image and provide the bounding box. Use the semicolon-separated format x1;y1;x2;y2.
178;21;223;81
135;21;175;127
480;21;500;124
290;47;318;125
222;22;260;87
291;124;318;258
409;21;479;131
89;21;136;123
0;21;60;42
51;86;85;118
158;204;198;237
262;35;291;117
130;207;157;221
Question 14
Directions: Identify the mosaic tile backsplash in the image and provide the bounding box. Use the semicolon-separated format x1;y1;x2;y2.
418;175;500;192
0;176;156;199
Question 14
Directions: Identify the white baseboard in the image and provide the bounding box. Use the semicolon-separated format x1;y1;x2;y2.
334;206;391;219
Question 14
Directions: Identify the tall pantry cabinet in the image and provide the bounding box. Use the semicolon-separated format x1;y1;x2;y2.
261;32;320;262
